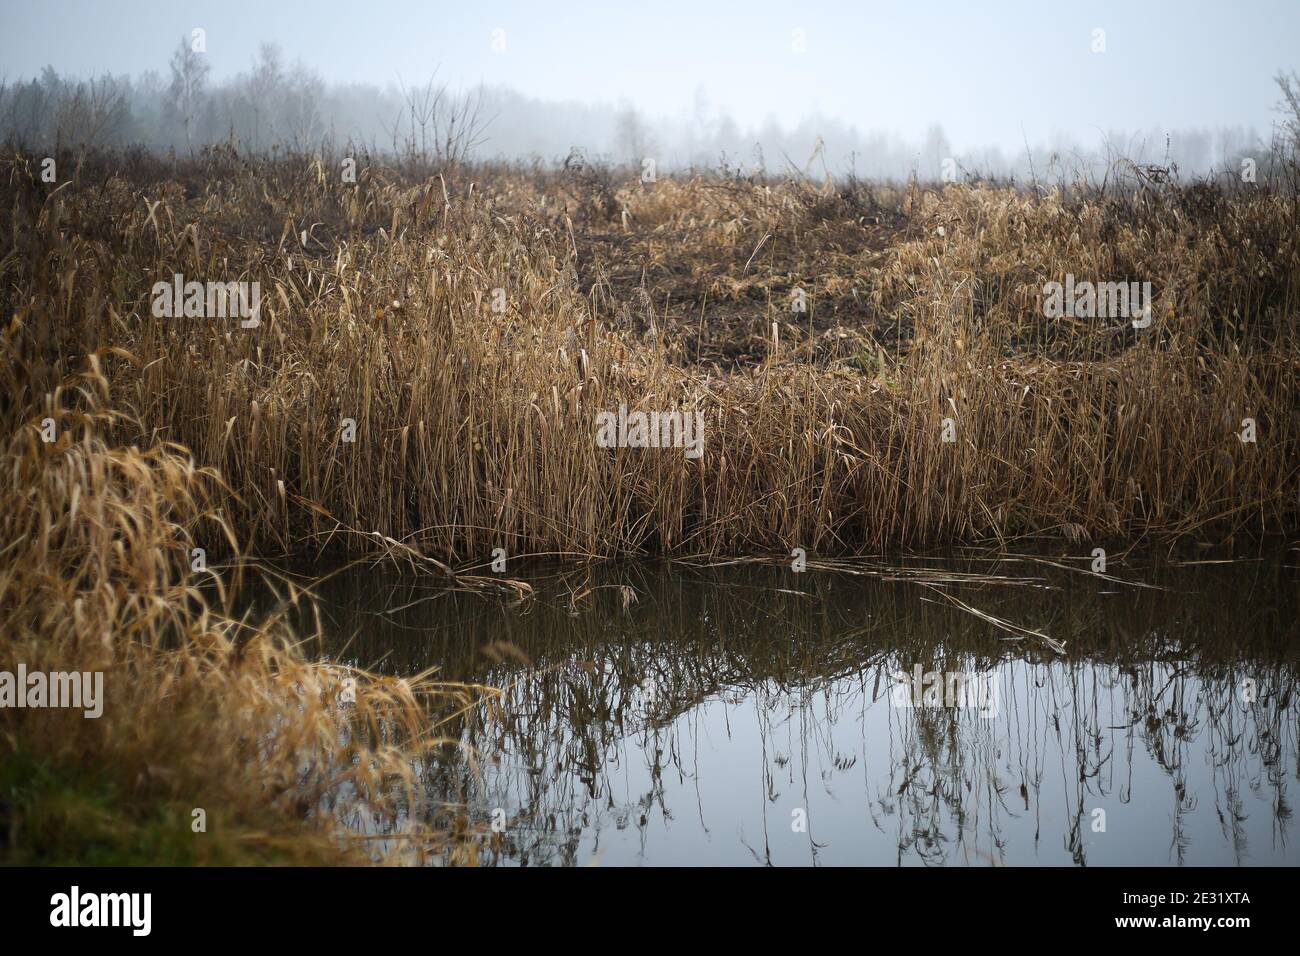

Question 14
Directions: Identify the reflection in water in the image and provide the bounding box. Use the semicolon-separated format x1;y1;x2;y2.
274;555;1299;866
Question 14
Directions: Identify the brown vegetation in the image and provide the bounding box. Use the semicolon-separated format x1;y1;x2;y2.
5;149;1295;560
2;146;1297;861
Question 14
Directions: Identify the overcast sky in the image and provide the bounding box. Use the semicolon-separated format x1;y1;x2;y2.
1;0;1294;152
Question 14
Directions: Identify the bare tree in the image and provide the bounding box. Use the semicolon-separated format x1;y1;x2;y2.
282;64;324;151
55;74;131;149
615;103;651;167
167;36;209;156
246;43;284;151
1275;70;1300;151
396;75;489;169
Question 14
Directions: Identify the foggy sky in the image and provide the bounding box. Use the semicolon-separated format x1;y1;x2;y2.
1;0;1295;173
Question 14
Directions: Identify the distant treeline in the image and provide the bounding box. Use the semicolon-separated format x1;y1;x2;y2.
0;37;1291;181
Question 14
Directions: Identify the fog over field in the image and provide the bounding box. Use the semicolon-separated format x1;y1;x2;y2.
1;0;1296;178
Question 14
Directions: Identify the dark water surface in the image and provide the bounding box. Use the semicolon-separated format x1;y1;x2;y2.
272;552;1299;866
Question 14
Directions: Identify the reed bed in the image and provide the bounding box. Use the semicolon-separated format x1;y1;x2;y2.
2;146;1296;860
4;148;1294;562
0;334;497;863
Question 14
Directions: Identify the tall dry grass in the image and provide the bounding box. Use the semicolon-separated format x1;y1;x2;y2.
0;331;496;863
6;148;1290;560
